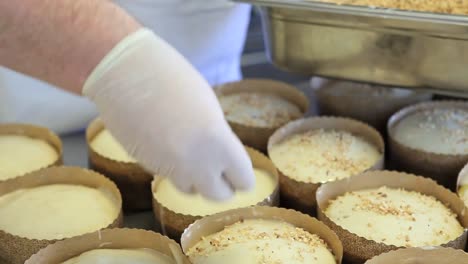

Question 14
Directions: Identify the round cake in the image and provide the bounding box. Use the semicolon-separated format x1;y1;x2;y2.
61;248;175;264
324;186;464;247
393;108;468;155
219;92;302;127
154;169;276;216
458;186;468;208
0;135;58;180
0;184;119;240
269;129;381;183
186;219;336;264
90;129;135;163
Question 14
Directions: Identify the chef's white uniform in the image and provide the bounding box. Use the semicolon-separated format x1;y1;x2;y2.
0;0;251;134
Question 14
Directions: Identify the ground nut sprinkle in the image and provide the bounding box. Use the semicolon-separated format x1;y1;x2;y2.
325;186;464;247
316;0;468;15
219;93;302;127
269;129;381;183
187;219;336;264
394;107;468;155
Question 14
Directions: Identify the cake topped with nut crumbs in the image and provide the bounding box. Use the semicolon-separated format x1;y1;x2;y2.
187;219;336;264
316;0;468;15
325;186;464;247
219;92;302;127
393;108;468;155
269;129;381;183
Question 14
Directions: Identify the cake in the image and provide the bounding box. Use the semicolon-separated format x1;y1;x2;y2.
458;186;468;208
90;129;135;163
153;169;276;216
186;219;336;264
0;135;58;180
0;184;119;240
458;164;468;207
61;248;175;264
219;92;302;127
393;108;468;155
269;129;381;183
324;186;464;247
316;0;468;15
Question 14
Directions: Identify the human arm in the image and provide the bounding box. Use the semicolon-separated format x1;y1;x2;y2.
0;0;255;199
0;0;139;93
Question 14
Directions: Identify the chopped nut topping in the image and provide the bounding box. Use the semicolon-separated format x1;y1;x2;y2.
219;92;302;127
325;186;464;247
316;0;468;15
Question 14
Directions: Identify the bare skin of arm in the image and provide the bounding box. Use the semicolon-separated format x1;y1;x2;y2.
0;0;140;94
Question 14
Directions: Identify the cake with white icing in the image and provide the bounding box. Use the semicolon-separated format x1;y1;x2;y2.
269;129;381;183
325;186;464;247
187;219;336;264
0;184;119;240
0;135;58;180
219;92;302;127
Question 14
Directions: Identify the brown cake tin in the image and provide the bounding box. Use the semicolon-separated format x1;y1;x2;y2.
316;170;468;263
181;206;343;264
0;123;63;181
152;146;280;241
25;228;190;264
0;166;123;264
87;118;153;211
215;78;309;152
268;116;385;214
388;101;468;190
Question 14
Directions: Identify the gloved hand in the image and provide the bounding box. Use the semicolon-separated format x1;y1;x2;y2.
83;28;255;200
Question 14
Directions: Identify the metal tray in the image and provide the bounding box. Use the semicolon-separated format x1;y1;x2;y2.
235;0;468;97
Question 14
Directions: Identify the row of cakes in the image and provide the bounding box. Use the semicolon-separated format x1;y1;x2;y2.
0;78;466;263
9;183;468;264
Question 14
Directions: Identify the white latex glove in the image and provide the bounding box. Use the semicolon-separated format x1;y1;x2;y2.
83;29;255;200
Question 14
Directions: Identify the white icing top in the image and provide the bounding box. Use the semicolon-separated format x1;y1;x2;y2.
219;92;302;127
91;129;135;163
0;135;58;180
269;129;381;183
61;248;175;264
393;108;468;155
187;219;336;264
325;187;464;247
0;184;119;240
154;169;276;216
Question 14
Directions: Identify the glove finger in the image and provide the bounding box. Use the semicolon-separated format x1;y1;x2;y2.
222;135;256;191
169;175;195;194
193;171;234;201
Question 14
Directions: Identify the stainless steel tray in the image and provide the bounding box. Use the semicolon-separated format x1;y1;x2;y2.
236;0;468;97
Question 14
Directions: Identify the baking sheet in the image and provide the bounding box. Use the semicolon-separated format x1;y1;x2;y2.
235;0;468;97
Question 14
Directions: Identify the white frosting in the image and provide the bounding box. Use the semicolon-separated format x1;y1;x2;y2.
325;187;464;247
219;92;302;127
269;129;381;183
90;129;135;163
0;135;58;180
187;219;336;264
154;169;276;216
0;184;119;240
61;248;175;264
393;108;468;155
